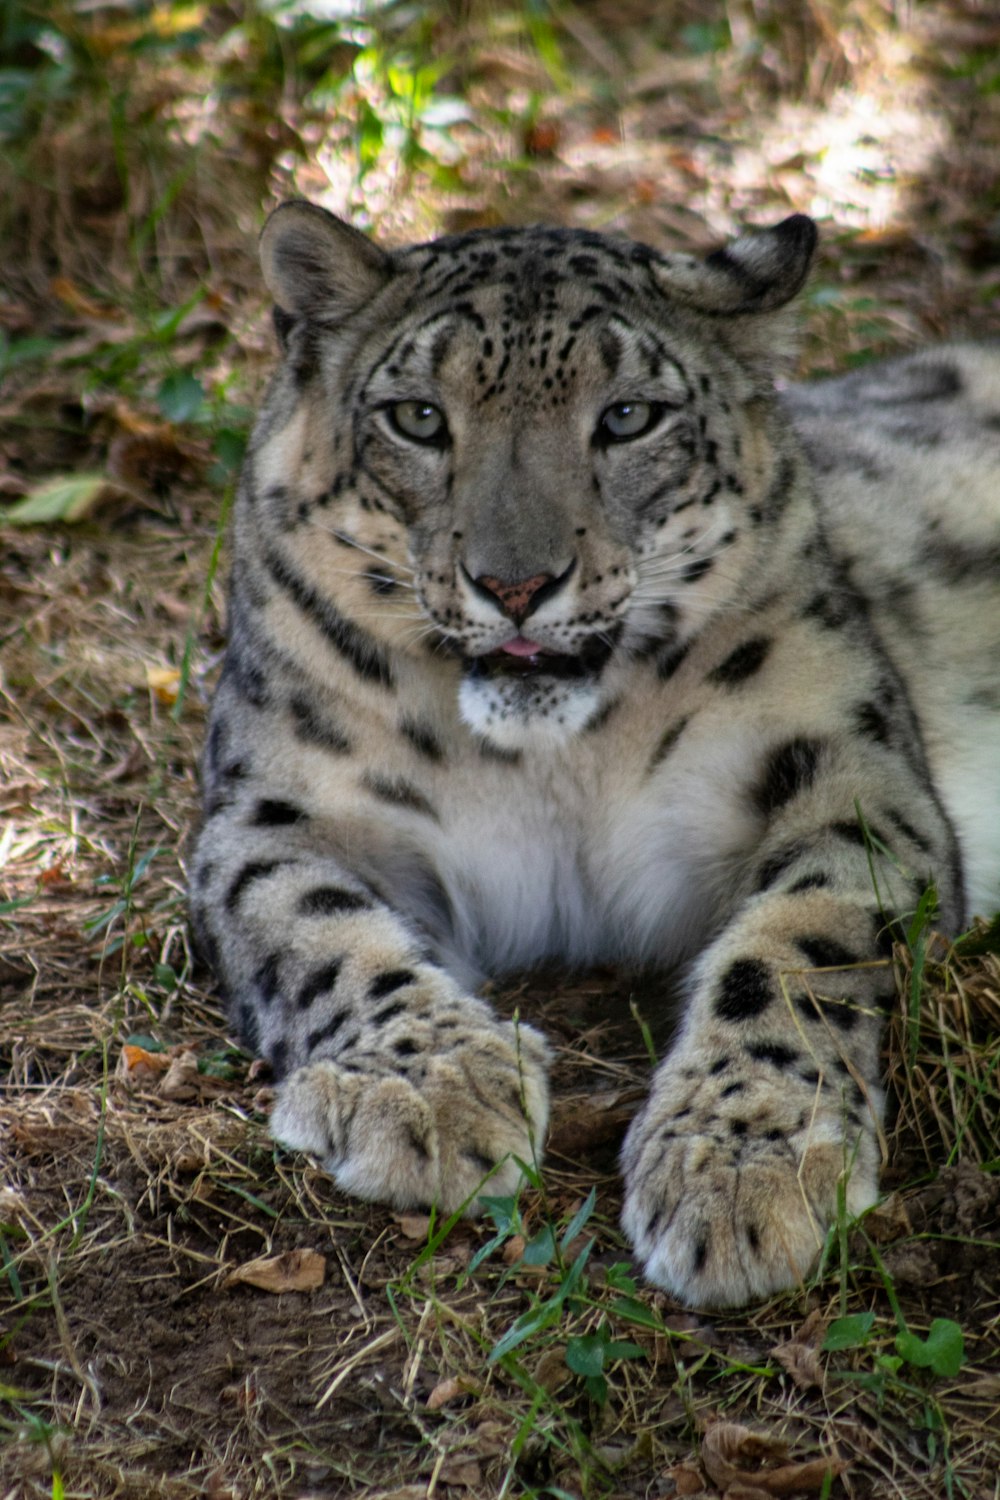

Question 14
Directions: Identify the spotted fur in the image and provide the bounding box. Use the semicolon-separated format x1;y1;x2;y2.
190;201;1000;1306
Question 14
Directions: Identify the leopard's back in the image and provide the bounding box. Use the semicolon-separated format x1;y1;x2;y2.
784;343;1000;915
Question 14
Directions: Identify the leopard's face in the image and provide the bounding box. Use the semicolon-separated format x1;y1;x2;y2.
259;211;809;750
325;241;754;747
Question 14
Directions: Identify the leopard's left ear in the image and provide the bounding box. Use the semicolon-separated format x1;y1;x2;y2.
650;215;818;315
259;199;393;323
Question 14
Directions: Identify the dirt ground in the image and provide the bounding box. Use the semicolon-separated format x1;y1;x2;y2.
2;1;1000;1496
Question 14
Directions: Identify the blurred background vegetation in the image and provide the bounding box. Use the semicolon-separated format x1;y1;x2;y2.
2;0;999;519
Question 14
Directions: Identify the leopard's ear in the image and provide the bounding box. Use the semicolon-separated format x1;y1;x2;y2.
650;215;818;315
259;200;392;321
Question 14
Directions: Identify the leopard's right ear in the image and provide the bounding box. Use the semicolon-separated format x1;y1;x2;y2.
259;200;392;322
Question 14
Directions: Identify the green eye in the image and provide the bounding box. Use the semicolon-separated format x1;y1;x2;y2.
598;400;659;443
389;401;447;445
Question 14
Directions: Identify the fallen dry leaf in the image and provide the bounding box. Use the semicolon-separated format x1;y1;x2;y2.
771;1336;824;1391
394;1212;432;1241
119;1043;171;1081
50;275;113;320
437;1457;482;1488
159;1049;201;1101
701;1422;847;1494
529;1344;570;1393
664;1460;708;1495
771;1308;827;1391
470;1421;509;1457
146;664;181;707
426;1375;478;1410
226;1249;326;1294
863;1191;912;1243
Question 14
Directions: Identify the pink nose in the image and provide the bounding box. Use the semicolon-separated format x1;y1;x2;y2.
475;572;553;623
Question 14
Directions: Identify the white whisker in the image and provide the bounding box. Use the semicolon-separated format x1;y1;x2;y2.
325;528;417;576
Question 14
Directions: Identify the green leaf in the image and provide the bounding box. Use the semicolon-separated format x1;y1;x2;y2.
153;963;178;991
895;1319;965;1377
565;1333;605;1378
822;1311;876;1351
198;1050;242;1079
610;1295;661;1330
954;912;1000;957
489;1298;559;1362
906;882;939;949
157;371;205;424
603;1262;638;1294
465;1229;508;1276
522;1223;556;1266
356;97;384;175
84;898;127;935
603;1339;644;1360
466;1194;521;1275
0;895;35;915
0;334;61;374
2;473;111;526
679;21;730;54
559;1238;594;1298
510;1154;543;1191
211;427;248;477
479;1195;519;1235
560;1186;596;1250
125;1033;165;1053
128;845;162;887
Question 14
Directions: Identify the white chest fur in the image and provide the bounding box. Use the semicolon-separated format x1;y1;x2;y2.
417;715;763;981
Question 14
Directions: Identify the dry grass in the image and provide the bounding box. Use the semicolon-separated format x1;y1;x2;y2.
2;2;1000;1496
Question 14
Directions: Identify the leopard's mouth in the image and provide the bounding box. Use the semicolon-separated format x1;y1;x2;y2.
464;633;615;681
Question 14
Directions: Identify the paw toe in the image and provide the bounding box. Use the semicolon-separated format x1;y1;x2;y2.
269;1025;550;1216
622;1098;880;1306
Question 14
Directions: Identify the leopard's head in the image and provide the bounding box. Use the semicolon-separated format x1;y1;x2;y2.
257;202;816;750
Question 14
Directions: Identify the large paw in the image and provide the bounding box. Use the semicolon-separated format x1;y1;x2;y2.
620;1060;881;1307
270;1020;550;1214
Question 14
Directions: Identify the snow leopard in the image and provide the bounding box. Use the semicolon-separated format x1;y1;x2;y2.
189;199;1000;1307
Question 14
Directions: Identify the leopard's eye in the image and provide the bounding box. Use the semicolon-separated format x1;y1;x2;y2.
597;400;661;444
389;401;448;445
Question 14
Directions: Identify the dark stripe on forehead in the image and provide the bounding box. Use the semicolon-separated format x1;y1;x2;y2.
361;304;489;399
606;316;695;398
599;327;623;375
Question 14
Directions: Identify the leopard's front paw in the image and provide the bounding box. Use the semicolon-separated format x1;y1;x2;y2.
270;1019;550;1214
621;1061;881;1307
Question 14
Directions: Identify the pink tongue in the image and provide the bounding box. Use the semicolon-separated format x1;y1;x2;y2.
500;636;544;657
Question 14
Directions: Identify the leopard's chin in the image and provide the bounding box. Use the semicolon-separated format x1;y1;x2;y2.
455;633;615;751
457;670;607;753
